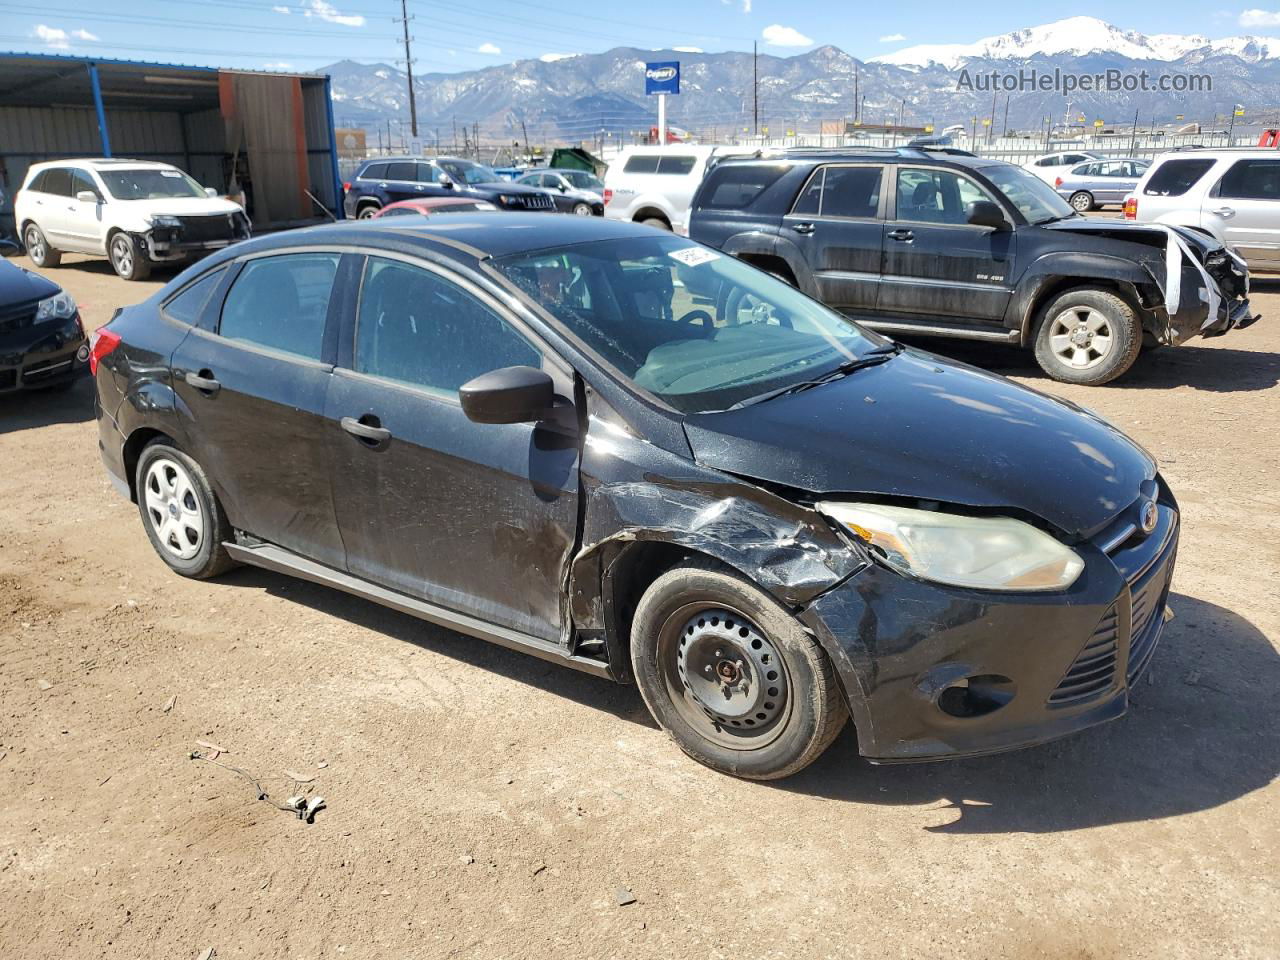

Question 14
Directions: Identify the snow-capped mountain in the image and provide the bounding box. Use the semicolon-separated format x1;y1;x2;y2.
872;16;1280;68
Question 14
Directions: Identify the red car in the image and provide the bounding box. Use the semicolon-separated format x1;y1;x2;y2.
371;197;498;218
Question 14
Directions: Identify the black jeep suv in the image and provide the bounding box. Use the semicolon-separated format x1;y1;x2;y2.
689;147;1256;385
343;156;556;219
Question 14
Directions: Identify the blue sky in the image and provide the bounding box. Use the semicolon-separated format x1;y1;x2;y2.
2;0;1276;73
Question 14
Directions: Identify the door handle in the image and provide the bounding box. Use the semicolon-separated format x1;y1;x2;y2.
791;222;815;235
888;228;914;241
1212;206;1236;218
341;415;391;445
184;369;220;395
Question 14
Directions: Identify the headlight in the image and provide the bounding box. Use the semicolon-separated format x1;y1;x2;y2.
819;501;1084;592
35;290;78;323
497;195;519;205
150;215;182;229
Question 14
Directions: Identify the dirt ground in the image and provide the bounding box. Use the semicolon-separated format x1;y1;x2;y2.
1;249;1278;960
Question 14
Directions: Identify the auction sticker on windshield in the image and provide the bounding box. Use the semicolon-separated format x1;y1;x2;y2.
669;247;720;267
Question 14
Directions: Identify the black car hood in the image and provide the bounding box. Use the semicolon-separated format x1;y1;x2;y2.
0;259;58;308
1043;215;1219;255
683;349;1155;538
467;181;547;198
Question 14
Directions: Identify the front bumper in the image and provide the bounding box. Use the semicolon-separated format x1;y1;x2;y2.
800;497;1179;763
0;314;88;393
1202;295;1260;339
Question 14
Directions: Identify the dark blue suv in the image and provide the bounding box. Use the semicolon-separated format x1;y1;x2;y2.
342;156;556;219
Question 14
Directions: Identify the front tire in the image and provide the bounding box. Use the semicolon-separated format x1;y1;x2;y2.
1069;191;1094;212
630;561;848;780
135;441;236;579
24;224;61;267
1033;287;1143;385
109;233;152;281
571;202;594;216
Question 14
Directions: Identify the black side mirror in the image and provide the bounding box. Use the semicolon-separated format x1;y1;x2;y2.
459;366;555;424
966;200;1008;230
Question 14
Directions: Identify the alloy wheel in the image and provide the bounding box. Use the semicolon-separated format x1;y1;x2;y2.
111;236;134;277
1048;306;1115;370
661;604;791;750
143;457;205;561
24;226;45;262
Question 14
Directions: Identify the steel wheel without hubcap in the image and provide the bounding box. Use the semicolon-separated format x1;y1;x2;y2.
143;457;205;561
358;206;379;219
662;604;791;750
1048;306;1114;370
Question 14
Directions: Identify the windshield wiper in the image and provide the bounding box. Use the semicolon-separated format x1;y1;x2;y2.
727;344;901;410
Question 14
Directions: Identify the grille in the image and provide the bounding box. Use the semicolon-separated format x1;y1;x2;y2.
1126;548;1174;683
1049;606;1119;705
177;214;240;244
0;301;37;335
517;194;555;211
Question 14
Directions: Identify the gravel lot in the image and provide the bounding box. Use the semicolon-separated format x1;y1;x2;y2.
2;250;1278;959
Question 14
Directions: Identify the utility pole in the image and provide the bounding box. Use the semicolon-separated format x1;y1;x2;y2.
753;42;759;135
1129;106;1139;154
853;62;859;125
396;0;418;138
1002;96;1009;137
520;118;530;162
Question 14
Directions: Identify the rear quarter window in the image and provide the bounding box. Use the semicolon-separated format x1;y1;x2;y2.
623;155;660;174
1143;158;1216;197
697;165;786;209
657;155;697;175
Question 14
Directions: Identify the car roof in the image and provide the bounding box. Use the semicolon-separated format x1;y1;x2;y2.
711;147;1012;171
29;158;178;171
230;212;652;260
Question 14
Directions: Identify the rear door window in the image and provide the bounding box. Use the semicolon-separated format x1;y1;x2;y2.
1217;158;1280;200
42;168;73;197
790;165;882;218
1143;158;1216;197
219;254;340;360
385;161;417;182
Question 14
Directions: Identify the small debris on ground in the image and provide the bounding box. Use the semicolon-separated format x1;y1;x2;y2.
531;862;546;877
37;679;53;691
1184;670;1201;686
615;885;636;906
196;949;215;960
195;740;227;759
459;854;474;865
317;759;328;769
162;695;176;713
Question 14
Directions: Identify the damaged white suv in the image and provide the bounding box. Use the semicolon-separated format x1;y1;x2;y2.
15;159;250;281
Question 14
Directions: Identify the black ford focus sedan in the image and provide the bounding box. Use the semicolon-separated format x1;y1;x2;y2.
92;214;1177;779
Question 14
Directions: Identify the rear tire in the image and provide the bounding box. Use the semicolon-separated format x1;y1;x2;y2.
1033;287;1142;385
1069;191;1094;212
640;217;671;230
630;560;848;780
357;203;380;220
23;224;61;267
135;441;237;580
109;233;151;281
571;202;593;216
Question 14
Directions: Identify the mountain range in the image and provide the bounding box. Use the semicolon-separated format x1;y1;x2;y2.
322;16;1280;141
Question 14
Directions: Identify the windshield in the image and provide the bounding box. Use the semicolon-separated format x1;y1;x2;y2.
100;168;205;201
983;164;1075;223
562;170;604;190
495;236;882;414
439;160;501;184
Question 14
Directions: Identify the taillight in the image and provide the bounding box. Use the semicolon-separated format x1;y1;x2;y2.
1123;196;1138;220
1054;176;1063;188
88;327;122;375
603;188;613;206
343;181;351;193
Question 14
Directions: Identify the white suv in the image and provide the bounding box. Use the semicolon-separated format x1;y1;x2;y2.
603;145;753;235
1126;149;1280;273
15;159;250;280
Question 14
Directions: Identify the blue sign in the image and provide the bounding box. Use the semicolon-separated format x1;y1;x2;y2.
645;61;680;96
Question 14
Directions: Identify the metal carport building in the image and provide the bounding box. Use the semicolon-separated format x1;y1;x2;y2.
0;52;344;237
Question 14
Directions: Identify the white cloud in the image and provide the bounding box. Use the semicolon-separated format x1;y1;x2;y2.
272;4;290;13
478;42;502;55
761;24;813;47
879;33;905;43
72;28;99;41
673;46;704;53
1240;9;1280;26
264;61;295;70
303;0;364;27
742;0;752;11
540;53;576;62
35;24;69;49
